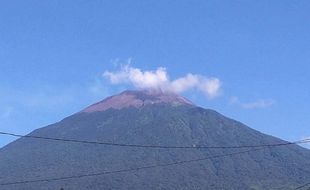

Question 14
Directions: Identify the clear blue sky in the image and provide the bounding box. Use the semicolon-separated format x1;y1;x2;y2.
0;0;309;148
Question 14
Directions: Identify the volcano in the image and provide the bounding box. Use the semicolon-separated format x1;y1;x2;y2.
0;90;309;190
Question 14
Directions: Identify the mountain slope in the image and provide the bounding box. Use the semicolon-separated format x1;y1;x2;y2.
0;90;309;190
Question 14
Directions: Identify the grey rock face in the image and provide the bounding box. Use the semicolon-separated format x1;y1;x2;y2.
0;91;309;190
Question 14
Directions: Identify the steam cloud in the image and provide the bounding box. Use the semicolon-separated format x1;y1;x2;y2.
103;65;221;98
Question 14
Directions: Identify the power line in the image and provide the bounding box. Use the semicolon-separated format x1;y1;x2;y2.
1;131;309;149
0;148;264;186
0;132;309;187
2;142;309;186
294;182;310;190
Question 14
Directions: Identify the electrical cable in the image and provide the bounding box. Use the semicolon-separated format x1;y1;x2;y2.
294;182;310;190
0;131;309;186
2;142;309;186
1;131;309;149
0;148;264;186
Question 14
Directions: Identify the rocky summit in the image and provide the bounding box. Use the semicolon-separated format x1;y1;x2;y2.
0;90;309;190
82;90;194;113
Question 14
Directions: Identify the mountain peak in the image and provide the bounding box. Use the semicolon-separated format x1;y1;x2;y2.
82;90;194;113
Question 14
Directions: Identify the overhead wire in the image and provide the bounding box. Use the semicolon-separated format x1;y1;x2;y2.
0;140;309;186
0;131;309;186
0;148;264;185
293;182;310;190
1;131;310;149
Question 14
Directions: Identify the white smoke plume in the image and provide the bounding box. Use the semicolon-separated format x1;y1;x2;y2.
103;65;221;98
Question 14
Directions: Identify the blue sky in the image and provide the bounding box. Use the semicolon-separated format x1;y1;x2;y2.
0;0;309;148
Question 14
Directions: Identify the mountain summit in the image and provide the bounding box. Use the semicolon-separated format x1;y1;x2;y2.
82;90;194;113
0;90;309;189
